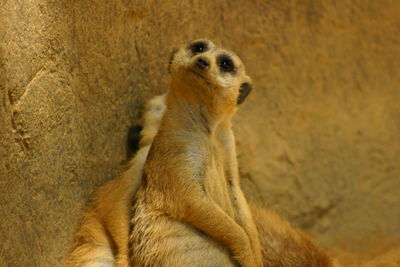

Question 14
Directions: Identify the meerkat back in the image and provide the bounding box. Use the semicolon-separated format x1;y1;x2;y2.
64;96;166;267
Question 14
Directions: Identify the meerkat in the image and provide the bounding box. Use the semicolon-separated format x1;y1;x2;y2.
126;93;333;267
127;94;333;267
128;39;262;267
64;95;167;267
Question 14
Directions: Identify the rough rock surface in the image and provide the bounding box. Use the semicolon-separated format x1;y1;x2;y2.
1;1;399;266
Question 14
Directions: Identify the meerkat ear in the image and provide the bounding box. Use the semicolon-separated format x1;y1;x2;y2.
237;80;253;105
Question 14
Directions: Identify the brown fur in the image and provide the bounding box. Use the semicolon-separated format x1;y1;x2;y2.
128;39;262;266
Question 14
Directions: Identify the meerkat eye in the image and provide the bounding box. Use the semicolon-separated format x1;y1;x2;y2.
217;55;235;73
189;41;208;54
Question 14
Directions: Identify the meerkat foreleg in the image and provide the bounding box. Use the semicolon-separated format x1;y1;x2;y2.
170;183;258;267
231;185;263;266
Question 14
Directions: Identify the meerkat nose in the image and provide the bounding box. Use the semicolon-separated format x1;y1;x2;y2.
195;57;210;70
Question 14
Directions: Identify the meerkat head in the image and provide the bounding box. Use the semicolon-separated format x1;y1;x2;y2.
168;39;253;115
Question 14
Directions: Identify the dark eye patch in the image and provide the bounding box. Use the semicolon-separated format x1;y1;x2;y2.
189;41;208;54
217;54;235;73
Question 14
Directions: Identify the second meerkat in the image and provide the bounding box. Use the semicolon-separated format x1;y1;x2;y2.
129;39;262;266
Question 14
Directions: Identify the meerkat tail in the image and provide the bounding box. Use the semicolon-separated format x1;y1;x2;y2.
249;203;333;267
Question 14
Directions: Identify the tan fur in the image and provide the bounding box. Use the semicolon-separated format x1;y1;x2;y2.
129;39;262;266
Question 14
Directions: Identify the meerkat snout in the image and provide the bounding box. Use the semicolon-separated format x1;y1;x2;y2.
195;57;210;70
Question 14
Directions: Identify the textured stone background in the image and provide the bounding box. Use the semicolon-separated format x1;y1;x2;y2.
1;0;399;266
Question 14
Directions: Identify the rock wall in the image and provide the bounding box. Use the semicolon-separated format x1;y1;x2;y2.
1;0;399;266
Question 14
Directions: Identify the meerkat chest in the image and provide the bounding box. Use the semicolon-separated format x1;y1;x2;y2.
172;131;238;216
